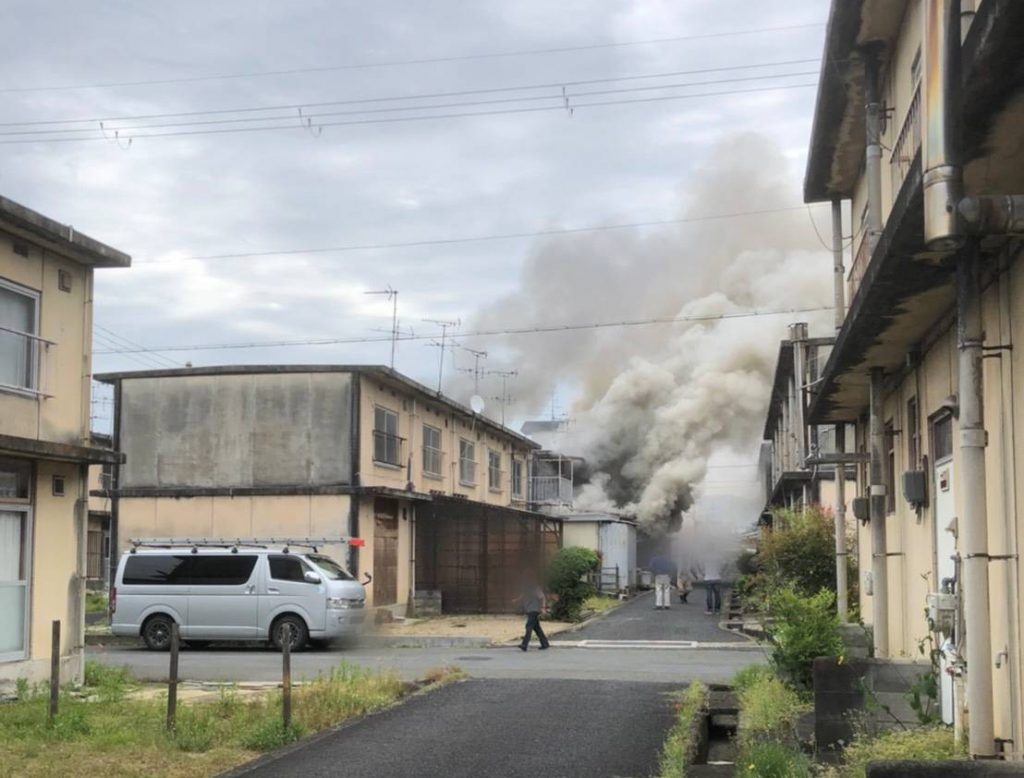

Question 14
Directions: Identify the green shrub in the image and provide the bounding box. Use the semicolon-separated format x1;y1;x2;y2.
546;547;599;621
732;664;775;694
762;507;840;597
657;682;708;778
241;718;305;751
830;727;964;778
85;591;108;614
737;741;813;778
737;673;809;747
766;587;843;688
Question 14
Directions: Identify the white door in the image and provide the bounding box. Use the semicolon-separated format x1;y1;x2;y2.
185;554;260;639
933;414;957;725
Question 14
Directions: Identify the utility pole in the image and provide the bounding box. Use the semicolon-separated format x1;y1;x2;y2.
425;319;459;393
365;286;398;369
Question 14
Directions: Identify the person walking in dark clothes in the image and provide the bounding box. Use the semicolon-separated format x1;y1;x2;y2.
515;573;550;651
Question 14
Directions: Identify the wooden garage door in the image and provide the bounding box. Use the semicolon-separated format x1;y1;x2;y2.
373;498;399;606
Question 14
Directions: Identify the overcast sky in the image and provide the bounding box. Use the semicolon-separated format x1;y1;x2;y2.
1;1;829;441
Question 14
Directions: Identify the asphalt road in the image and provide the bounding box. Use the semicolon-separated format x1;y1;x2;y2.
574;590;747;643
228;678;679;778
90;641;761;684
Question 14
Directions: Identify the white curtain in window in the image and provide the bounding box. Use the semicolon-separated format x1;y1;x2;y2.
0;286;34;389
0;510;23;580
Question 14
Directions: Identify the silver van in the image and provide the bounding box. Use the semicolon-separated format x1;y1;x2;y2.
111;541;367;651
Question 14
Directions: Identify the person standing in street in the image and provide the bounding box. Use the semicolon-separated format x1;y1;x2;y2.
699;557;723;615
676;568;694;604
649;554;676;610
515;571;550;651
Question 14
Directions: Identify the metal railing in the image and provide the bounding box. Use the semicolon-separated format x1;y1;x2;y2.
372;430;404;467
529;476;573;504
890;85;922;198
847;235;871;304
587;565;623;594
0;324;55;399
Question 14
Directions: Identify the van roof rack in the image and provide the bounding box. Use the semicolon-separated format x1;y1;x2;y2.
128;537;364;553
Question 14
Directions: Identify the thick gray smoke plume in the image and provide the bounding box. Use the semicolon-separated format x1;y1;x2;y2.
457;133;832;531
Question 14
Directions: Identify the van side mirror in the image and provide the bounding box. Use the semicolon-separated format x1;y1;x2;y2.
304;571;322;584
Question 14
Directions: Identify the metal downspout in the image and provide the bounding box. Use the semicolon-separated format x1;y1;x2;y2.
832;199;848;622
870;367;889;657
832;200;846;327
864;49;885;254
958;248;995;757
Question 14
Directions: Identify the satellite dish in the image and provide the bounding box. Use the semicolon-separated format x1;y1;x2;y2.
470;395;486;414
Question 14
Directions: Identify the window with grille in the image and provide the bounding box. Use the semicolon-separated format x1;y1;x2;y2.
488;449;502;491
422;424;442;476
459;439;476;485
0;280;39;392
373;406;401;466
512;459;524;497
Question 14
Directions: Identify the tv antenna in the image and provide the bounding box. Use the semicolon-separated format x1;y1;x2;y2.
486;369;518;426
424;318;460;392
454;345;488;393
364;286;398;368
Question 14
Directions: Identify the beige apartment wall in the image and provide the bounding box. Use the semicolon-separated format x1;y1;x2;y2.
117;494;354;574
359;376;534;506
563;522;600;552
0;234;91;446
87;463;111;514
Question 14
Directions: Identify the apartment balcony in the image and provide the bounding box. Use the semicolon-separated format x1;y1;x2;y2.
529;475;573;506
890;85;922;198
0;324;55;400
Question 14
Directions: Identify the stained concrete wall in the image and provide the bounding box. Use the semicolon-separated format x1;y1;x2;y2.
118;372;353;488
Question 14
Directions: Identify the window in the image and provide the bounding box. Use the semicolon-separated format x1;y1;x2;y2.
0;280;39;392
100;462;114;491
422;424;442;477
122;554;257;586
0;459;30;500
307;553;355;581
459;438;476;485
488;449;502;491
933;414;954;461
907;397;920;467
512;459;524;497
911;47;922;86
52;475;65;497
373;406;401;466
0;506;29;657
187;555;257;585
269;554;310;582
122;554;190;586
885;422;896;514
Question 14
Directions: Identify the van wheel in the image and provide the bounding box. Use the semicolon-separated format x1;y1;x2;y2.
142;615;175;651
271;616;308;652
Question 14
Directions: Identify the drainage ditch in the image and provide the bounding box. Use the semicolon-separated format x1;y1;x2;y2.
688;686;739;777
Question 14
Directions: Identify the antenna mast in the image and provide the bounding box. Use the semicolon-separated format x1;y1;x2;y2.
425;318;460;393
364;286;399;368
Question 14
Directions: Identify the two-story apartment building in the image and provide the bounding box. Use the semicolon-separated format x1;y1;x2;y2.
0;197;128;689
96;365;560;615
803;0;1024;757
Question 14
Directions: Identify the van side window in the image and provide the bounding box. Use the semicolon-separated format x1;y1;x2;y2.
269;555;308;582
123;555;189;585
188;555;257;585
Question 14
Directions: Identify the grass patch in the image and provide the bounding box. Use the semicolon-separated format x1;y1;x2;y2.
732;664;775;694
85;592;108;615
822;726;965;778
0;662;441;778
736;741;813;778
581;595;620;617
736;671;810;748
657;682;708;778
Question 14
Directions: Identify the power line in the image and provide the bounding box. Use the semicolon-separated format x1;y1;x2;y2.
92;305;833;355
0;59;820;130
0;23;825;94
94;325;182;367
93;332;173;369
0;81;818;145
137;204;822;264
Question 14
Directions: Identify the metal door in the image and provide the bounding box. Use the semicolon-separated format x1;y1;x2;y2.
373;499;399;606
260;554;326;633
933;414;957;725
185;554;260;639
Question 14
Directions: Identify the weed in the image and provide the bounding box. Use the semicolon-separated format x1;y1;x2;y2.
657;682;708;778
241;718;305;751
213;684;242;719
737;673;809;748
737;741;813;778
14;678;29;701
172;707;216;753
85;592;108;614
732;664;775;693
829;727;964;778
83;662;134;703
421;666;466;686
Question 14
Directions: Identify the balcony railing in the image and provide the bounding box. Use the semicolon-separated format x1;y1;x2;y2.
890;85;922;199
0;324;55;399
372;430;404;467
529;476;573;505
847;235;871;304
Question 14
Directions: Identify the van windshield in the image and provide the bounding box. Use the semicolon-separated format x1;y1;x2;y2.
306;553;355;581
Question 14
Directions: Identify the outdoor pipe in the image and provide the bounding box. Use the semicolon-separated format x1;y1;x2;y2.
863;48;885;255
869;367;889;657
960;196;1024;235
957;247;996;758
834;424;848;623
832;199;846;329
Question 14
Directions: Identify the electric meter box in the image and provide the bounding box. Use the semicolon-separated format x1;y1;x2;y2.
927;592;957;634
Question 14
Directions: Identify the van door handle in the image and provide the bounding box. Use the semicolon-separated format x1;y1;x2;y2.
246;585;256;594
267;587;280;594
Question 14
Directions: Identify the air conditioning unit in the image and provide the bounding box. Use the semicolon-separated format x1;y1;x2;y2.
852;496;870;522
903;470;928;508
